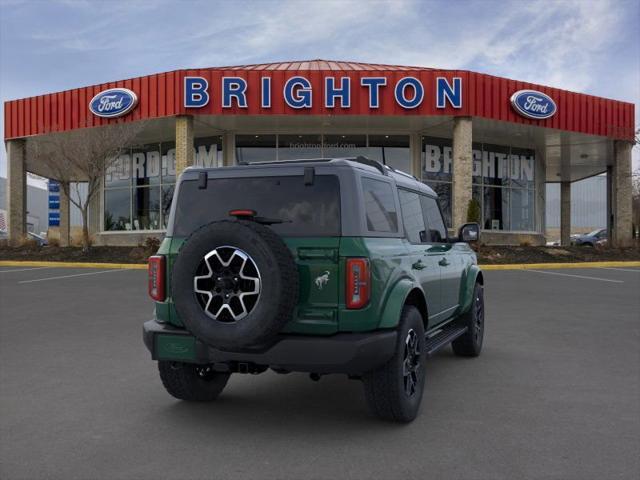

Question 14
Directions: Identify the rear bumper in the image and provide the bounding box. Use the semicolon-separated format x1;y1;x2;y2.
143;319;397;375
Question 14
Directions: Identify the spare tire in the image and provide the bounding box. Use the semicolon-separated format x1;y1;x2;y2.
172;220;298;350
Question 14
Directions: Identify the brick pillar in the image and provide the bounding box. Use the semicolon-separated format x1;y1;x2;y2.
222;133;235;167
59;181;70;247
452;117;473;230
175;115;194;175
6;139;27;245
611;141;633;247
560;181;571;246
410;133;422;179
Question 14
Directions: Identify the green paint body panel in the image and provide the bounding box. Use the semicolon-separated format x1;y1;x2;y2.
154;234;479;335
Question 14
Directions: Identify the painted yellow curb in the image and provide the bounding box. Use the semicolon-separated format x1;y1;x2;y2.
480;261;640;270
1;259;638;271
0;260;147;269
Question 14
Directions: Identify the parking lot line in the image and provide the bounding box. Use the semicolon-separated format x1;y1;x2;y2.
0;267;54;273
18;269;129;284
525;269;624;283
597;267;640;273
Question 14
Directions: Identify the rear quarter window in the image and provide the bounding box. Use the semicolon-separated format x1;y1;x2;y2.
361;177;398;233
171;175;341;237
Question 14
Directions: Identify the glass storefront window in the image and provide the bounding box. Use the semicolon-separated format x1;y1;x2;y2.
484;186;508;230
161;142;177;184
482;143;510;187
509;147;535;189
132;186;160;230
425;181;451;228
423;136;537;232
161;184;175;229
323;134;367;159
236;135;277;162
132;143;161;187
105;153;131;188
422;136;453;183
369;135;411;174
104;138;189;231
510;188;535;231
278;134;322;160
194;136;223;168
104;188;131;231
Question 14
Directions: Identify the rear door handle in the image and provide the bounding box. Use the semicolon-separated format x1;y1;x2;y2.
438;257;450;267
412;260;426;270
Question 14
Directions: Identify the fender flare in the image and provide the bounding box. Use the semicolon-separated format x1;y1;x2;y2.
459;264;483;314
377;278;425;329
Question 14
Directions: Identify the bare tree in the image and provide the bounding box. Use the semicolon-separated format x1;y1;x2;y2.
27;122;143;251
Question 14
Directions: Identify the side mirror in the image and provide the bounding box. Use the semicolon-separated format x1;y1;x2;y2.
458;223;480;243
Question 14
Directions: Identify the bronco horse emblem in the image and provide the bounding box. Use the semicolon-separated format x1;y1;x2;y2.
314;271;330;290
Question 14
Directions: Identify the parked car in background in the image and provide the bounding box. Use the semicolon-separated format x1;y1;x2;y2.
27;231;48;246
571;229;607;247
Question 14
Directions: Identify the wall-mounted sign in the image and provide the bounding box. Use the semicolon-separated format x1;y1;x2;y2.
510;90;556;120
184;75;463;110
89;88;138;118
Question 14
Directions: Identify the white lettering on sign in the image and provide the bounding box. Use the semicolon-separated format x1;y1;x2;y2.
184;75;464;110
523;95;549;114
423;142;535;182
105;143;219;182
97;95;124;113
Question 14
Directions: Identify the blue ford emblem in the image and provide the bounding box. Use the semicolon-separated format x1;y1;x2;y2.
89;88;138;118
510;89;556;120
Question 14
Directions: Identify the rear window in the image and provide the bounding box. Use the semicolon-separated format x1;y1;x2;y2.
171;175;341;237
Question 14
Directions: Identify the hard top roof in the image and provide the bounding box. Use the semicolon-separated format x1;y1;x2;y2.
186;157;436;196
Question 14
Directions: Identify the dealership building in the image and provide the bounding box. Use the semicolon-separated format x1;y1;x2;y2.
3;60;635;246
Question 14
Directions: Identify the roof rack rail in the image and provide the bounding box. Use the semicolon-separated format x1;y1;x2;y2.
351;156;386;175
384;164;420;181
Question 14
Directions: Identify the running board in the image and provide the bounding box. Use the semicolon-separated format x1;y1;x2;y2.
424;326;468;357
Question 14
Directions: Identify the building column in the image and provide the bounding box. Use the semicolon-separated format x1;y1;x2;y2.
560;181;571;246
59;181;70;247
452;117;473;231
610;141;633;247
175;115;194;175
222;133;235;167
6;139;27;245
409;133;422;179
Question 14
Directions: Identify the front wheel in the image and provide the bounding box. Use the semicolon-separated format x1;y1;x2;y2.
362;305;426;422
158;361;230;401
452;282;484;357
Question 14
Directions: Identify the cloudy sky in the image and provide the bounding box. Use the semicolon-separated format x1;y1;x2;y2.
1;0;638;178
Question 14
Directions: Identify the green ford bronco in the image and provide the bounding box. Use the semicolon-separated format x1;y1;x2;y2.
144;157;484;422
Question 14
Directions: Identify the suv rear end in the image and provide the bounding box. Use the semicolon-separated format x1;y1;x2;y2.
143;157;484;422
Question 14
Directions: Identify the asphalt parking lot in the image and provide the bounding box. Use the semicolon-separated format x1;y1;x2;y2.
1;265;639;480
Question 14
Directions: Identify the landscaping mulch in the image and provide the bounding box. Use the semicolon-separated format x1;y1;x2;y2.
476;245;640;264
0;245;152;264
1;243;638;266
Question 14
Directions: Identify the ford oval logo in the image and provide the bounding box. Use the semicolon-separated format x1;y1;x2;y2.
89;88;138;118
510;89;556;120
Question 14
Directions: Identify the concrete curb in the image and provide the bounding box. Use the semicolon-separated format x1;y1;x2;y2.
1;260;639;271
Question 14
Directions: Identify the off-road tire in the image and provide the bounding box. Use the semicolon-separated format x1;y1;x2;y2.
362;305;426;423
158;361;230;401
452;282;484;357
172;220;299;350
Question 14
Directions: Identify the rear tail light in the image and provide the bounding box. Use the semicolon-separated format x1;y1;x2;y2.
148;255;166;301
346;258;370;309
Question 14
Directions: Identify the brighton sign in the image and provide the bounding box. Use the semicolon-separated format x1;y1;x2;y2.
183;75;464;110
510;89;557;120
89;88;138;118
